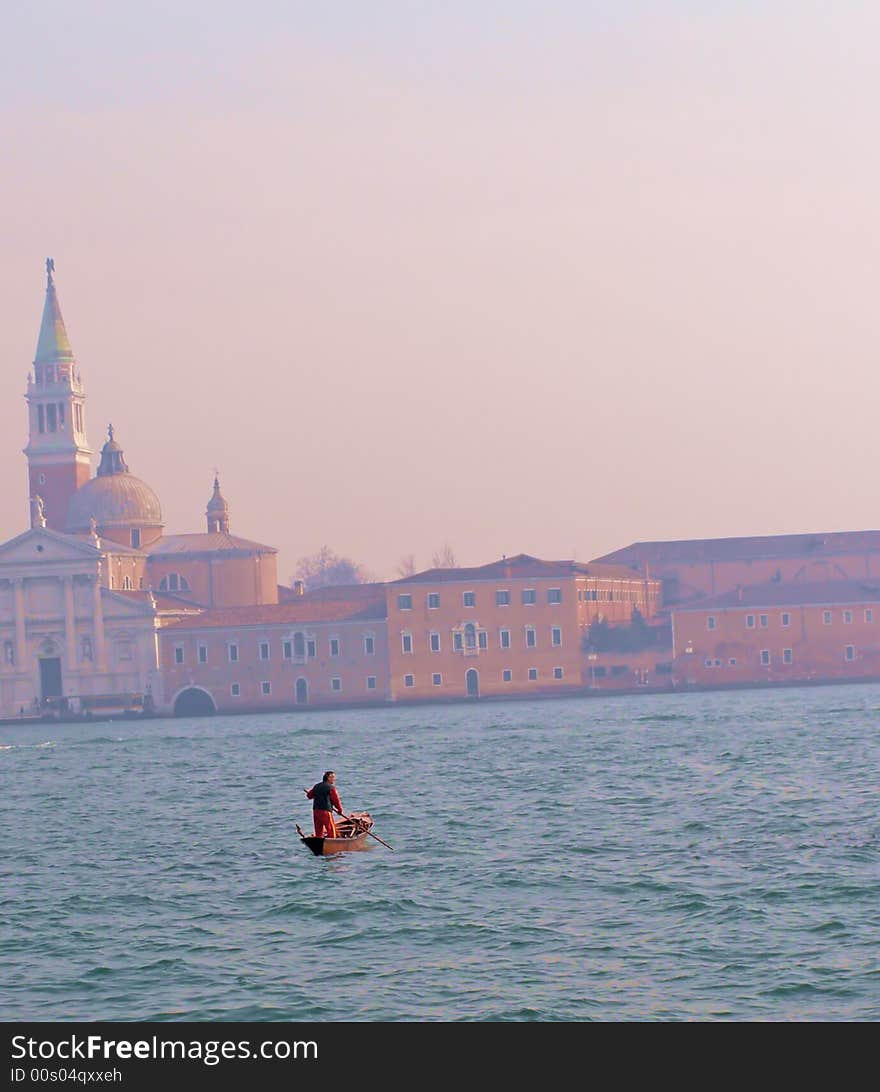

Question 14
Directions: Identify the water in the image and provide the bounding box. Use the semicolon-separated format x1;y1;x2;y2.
2;684;879;1021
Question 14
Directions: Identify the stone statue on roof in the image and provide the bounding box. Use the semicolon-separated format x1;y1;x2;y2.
30;494;46;529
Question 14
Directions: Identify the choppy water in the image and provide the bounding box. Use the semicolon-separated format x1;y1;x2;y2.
2;684;879;1021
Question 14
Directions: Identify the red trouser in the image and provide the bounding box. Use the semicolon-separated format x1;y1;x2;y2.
313;810;337;837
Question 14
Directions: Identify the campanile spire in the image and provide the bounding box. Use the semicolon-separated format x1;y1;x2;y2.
23;259;92;530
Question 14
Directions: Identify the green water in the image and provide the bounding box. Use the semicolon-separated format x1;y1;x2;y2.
2;684;879;1020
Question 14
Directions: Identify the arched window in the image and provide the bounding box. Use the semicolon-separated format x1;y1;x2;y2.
122;576;133;590
464;622;477;649
159;573;191;593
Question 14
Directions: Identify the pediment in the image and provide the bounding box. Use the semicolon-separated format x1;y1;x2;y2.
0;527;100;568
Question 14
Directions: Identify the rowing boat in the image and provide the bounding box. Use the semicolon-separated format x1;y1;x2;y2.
296;811;375;856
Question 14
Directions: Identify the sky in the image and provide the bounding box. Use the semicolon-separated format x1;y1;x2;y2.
2;2;879;582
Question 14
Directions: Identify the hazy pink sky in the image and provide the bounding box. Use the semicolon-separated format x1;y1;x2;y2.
2;2;879;581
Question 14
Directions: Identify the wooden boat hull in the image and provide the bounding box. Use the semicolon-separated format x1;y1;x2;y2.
297;812;375;856
301;831;373;856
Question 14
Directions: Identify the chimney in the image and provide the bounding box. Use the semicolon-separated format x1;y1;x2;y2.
293;580;305;597
736;585;743;602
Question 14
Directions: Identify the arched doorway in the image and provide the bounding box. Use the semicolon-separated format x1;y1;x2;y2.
465;669;479;698
295;678;309;705
173;687;216;717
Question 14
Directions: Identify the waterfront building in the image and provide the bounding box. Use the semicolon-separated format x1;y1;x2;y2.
385;555;661;700
159;585;389;715
670;580;880;687
6;260;880;717
594;533;880;607
0;523;200;718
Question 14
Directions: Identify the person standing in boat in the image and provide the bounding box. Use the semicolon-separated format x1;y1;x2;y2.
303;770;344;838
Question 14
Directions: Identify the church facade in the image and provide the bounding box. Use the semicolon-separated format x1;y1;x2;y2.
0;262;281;719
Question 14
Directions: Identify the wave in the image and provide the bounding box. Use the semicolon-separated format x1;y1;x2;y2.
634;714;692;723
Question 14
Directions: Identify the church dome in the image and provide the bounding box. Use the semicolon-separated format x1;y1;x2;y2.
65;473;163;532
64;425;163;533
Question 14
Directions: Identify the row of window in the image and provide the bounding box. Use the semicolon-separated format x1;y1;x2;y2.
229;676;380;698
174;633;378;666
400;666;567;687
224;666;571;694
2;636;131;666
102;571;189;593
401;624;563;653
704;646;858;667
225;667;567;695
707;608;874;630
398;587;564;610
578;589;641;603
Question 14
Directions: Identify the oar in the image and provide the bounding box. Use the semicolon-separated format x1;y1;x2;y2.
337;811;394;851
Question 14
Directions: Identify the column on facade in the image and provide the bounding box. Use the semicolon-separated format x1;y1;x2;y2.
92;575;107;671
13;579;27;669
63;576;77;674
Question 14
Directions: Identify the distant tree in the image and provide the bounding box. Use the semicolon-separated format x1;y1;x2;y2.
629;607;648;639
431;543;458;568
583;616;610;653
582;609;669;653
293;545;371;591
396;554;417;578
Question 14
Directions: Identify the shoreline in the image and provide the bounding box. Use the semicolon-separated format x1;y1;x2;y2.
3;672;878;727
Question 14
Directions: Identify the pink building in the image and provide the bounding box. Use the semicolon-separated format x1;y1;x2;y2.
159;586;389;715
670;580;880;687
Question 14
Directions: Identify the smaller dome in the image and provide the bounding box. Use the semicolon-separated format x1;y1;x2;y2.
96;424;129;477
205;474;230;533
207;475;228;512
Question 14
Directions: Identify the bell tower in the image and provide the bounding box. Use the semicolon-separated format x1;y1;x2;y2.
23;259;92;531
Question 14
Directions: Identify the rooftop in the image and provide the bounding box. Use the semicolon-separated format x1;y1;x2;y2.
393;553;652;584
594;531;880;567
673;579;880;612
164;586;387;630
111;589;204;614
148;532;277;557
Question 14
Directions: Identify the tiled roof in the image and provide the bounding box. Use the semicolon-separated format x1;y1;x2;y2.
112;589;203;613
594;531;880;567
299;582;387;600
163;588;387;630
148;532;277;557
278;581;387;602
393;553;651;584
573;561;655;581
672;579;880;612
